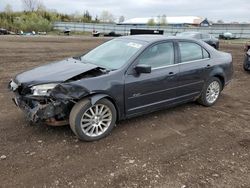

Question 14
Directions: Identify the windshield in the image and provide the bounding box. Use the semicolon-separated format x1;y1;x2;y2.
81;39;144;70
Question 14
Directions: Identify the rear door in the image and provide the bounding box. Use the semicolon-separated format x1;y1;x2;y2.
124;41;179;116
176;41;211;101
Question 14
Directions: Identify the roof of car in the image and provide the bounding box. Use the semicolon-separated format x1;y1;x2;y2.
178;31;211;36
120;35;199;43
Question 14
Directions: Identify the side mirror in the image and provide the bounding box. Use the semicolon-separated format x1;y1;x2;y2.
135;64;151;74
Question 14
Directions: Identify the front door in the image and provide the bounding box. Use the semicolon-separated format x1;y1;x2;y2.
125;42;179;116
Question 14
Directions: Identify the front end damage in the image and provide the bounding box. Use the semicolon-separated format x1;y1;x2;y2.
11;86;73;125
9;81;90;126
9;62;109;126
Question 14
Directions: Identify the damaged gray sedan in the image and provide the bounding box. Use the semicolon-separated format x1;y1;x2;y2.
9;35;233;141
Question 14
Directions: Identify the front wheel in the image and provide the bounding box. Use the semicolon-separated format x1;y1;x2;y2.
69;98;117;141
198;77;222;107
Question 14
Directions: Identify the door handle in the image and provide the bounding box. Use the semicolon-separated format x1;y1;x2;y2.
206;64;211;68
169;72;175;75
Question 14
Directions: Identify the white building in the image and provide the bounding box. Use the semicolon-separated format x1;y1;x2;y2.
120;16;209;26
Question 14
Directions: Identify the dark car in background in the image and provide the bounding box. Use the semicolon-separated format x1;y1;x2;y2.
0;28;8;35
9;35;233;141
177;32;219;49
244;42;250;71
104;31;122;37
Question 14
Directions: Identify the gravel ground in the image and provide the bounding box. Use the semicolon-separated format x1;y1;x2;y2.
0;35;249;188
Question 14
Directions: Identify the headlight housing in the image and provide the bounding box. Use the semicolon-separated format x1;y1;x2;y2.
31;83;58;96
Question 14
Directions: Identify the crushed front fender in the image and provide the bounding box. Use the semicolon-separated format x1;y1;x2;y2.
50;83;90;100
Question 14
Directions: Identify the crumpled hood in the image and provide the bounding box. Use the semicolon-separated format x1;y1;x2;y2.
15;58;98;86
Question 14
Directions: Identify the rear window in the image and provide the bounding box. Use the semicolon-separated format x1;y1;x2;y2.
202;34;210;39
177;32;201;39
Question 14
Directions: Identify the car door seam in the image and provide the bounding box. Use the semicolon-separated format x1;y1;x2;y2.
128;80;204;99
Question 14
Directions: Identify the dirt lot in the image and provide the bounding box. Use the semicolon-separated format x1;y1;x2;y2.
0;36;250;188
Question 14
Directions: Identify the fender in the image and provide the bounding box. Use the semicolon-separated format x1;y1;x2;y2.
88;93;121;120
89;94;109;105
209;66;225;78
208;66;226;87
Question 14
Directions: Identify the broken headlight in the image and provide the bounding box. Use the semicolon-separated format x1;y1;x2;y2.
31;83;58;96
9;80;18;91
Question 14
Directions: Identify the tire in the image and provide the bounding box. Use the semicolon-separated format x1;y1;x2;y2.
243;62;250;71
244;64;248;71
198;77;222;107
243;56;250;71
69;98;117;141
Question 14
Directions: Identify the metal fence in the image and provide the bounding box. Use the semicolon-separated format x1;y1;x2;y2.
53;22;250;38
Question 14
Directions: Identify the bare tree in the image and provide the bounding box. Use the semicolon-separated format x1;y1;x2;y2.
4;4;13;13
157;15;161;25
147;18;155;26
119;16;125;23
160;15;167;26
22;0;40;12
37;1;46;12
99;10;114;23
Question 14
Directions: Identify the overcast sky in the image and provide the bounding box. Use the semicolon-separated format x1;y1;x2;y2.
0;0;249;22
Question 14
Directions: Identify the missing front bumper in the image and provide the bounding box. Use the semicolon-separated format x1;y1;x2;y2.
12;95;72;124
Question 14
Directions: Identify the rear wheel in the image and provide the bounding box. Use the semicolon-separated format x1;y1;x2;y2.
244;65;248;71
243;62;250;71
69;98;117;141
198;77;222;107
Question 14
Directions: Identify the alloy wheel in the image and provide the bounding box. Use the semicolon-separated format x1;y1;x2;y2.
80;104;112;137
206;81;220;104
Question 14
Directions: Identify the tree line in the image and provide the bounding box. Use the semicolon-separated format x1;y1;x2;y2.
0;0;124;32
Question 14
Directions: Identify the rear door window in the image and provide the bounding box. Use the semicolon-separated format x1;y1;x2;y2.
178;42;203;62
203;48;210;59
